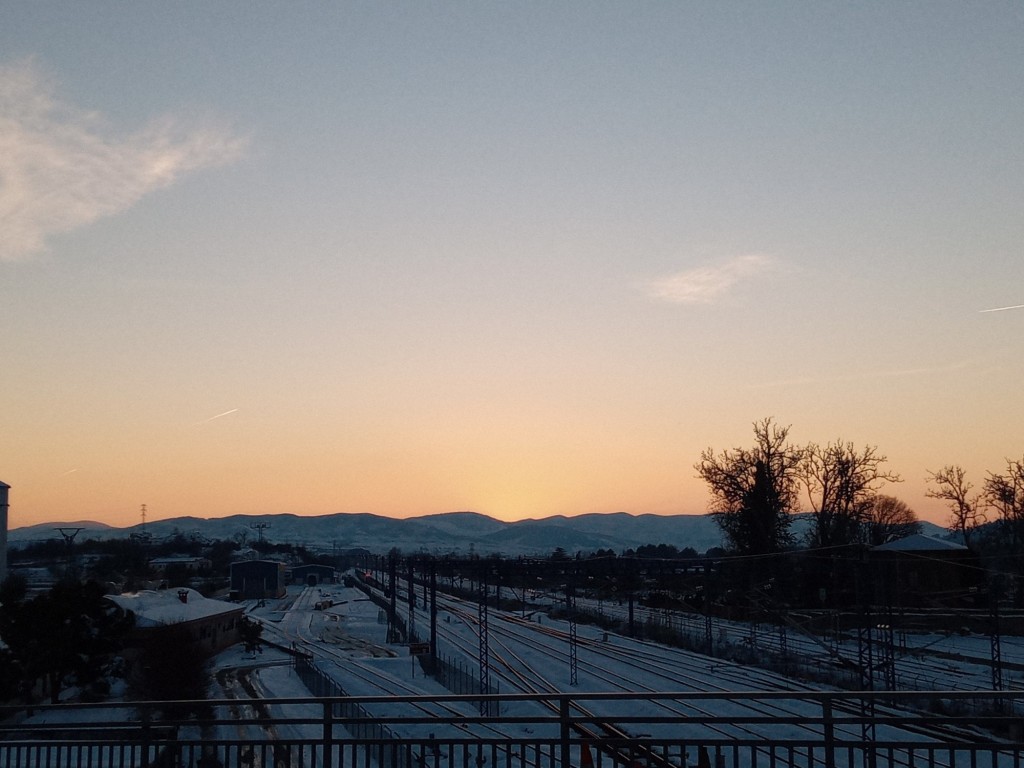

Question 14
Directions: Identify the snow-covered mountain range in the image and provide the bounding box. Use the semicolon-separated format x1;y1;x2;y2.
8;510;948;557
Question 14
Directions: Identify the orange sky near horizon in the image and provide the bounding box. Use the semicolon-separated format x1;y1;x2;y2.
1;417;988;531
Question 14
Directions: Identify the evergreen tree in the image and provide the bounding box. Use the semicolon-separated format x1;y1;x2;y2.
0;580;132;703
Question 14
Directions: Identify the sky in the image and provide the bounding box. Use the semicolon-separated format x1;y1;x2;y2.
1;3;1022;530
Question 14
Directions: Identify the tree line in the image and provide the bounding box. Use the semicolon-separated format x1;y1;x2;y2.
697;417;1024;602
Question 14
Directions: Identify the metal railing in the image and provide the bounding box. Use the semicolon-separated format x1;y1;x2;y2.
1;690;1022;768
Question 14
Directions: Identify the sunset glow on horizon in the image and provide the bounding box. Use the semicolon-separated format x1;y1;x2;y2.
2;4;1021;532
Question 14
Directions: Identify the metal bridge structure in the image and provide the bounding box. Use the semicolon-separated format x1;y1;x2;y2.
1;690;1022;768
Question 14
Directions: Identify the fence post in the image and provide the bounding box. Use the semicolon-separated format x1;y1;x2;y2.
323;699;334;768
140;705;151;768
822;695;835;768
559;695;572;768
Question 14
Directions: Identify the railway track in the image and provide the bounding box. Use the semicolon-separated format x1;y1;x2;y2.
423;588;1008;768
229;580;1020;768
583;598;1024;693
252;586;555;768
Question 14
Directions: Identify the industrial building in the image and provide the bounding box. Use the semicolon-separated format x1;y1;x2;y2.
229;559;287;599
870;533;979;607
291;563;336;586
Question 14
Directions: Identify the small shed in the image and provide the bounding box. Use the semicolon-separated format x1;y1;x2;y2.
870;534;978;606
292;564;336;586
230;559;287;599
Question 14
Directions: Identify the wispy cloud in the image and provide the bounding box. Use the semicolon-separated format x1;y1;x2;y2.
746;359;984;390
0;59;247;261
196;408;239;426
647;254;775;304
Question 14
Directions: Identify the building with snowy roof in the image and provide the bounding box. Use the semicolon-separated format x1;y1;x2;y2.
149;556;212;575
870;533;980;607
106;588;245;657
872;533;967;553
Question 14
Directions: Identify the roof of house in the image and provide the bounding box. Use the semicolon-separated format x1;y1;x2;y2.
872;533;968;552
230;558;287;569
106;588;242;627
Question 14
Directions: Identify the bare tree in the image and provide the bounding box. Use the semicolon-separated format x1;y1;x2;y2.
696;418;803;556
984;457;1024;549
926;465;984;547
983;457;1024;605
862;494;921;546
800;441;901;549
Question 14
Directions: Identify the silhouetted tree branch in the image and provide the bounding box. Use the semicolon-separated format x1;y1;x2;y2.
696;418;803;556
926;464;984;547
862;494;921;546
800;441;901;548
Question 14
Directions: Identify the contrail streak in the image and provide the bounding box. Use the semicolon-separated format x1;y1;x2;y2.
198;408;239;424
60;468;79;476
979;304;1024;313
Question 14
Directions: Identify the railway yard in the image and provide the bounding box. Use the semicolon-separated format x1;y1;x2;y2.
201;576;1024;767
4;574;1022;768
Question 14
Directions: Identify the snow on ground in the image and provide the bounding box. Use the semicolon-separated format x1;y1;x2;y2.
7;577;1018;750
234;580;1020;701
209;580;1018;750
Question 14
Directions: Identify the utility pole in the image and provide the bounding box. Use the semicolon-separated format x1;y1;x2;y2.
878;577;897;692
990;576;1004;696
478;561;491;716
250;522;271;547
430;558;438;671
567;580;578;686
856;552;877;760
387;553;399;643
704;561;714;656
407;558;416;641
55;527;82;580
0;481;8;584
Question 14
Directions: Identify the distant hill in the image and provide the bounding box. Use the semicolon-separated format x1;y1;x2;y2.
8;520;117;539
8;510;949;557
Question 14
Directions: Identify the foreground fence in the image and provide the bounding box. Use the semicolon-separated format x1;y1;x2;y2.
1;690;1023;768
